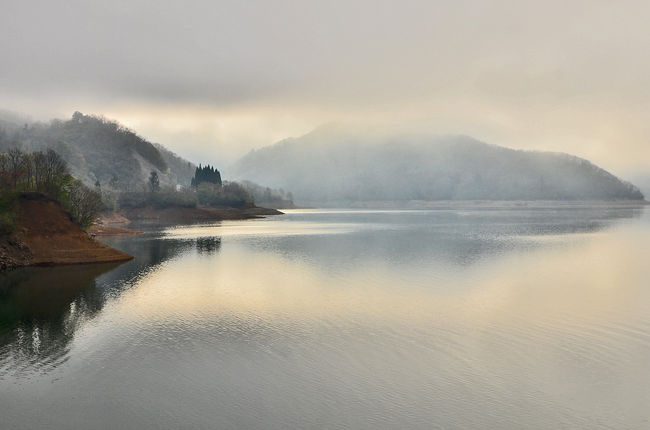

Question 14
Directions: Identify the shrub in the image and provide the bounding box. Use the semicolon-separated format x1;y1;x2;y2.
0;192;18;234
64;179;103;229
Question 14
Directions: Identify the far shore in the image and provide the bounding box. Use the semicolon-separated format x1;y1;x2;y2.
293;199;650;210
89;204;284;236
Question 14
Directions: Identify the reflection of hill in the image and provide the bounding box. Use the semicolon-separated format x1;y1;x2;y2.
99;234;200;279
250;206;645;268
0;263;121;373
0;233;219;374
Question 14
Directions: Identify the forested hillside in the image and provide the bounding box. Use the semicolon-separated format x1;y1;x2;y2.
0;112;195;190
229;126;644;205
0;110;291;210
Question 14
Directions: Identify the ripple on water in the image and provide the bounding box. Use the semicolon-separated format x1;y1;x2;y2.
1;207;650;429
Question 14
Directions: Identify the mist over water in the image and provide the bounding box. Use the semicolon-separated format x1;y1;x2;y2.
2;205;650;429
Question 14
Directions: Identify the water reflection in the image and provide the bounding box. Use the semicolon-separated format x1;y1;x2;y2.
1;206;649;430
195;237;221;254
0;263;121;375
0;234;218;376
1;206;643;375
212;206;645;268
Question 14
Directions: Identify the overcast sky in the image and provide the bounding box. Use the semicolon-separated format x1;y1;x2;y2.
2;0;650;175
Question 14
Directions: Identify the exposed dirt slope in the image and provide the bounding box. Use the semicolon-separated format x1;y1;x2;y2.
0;193;132;270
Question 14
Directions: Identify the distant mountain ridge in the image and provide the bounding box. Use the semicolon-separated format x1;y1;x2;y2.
229;126;644;205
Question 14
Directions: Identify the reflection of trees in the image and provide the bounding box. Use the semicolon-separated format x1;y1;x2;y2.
97;235;197;287
0;234;217;374
196;237;221;254
0;263;120;374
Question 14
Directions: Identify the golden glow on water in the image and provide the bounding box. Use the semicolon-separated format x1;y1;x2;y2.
163;219;361;238
2;208;649;429
119;217;650;329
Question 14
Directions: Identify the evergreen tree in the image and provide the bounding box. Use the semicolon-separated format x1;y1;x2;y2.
148;170;160;193
191;164;222;188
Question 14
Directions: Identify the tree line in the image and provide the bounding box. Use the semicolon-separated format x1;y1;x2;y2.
191;164;222;187
0;148;102;228
118;163;253;209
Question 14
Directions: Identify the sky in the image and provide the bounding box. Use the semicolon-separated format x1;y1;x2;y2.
1;0;650;177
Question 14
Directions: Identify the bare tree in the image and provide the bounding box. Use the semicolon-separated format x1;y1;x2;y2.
66;179;103;229
6;148;26;189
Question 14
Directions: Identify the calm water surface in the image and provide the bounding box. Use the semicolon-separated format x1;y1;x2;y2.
1;206;650;429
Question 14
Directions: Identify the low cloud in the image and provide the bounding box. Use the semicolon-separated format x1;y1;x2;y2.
2;0;650;174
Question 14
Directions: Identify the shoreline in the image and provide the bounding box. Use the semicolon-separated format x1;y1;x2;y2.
2;199;284;270
91;204;283;235
296;199;650;210
0;194;133;271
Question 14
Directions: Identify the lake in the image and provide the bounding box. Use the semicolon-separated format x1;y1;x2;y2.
1;206;650;429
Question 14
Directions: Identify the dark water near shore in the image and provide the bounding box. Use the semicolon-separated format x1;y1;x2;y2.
1;206;650;429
